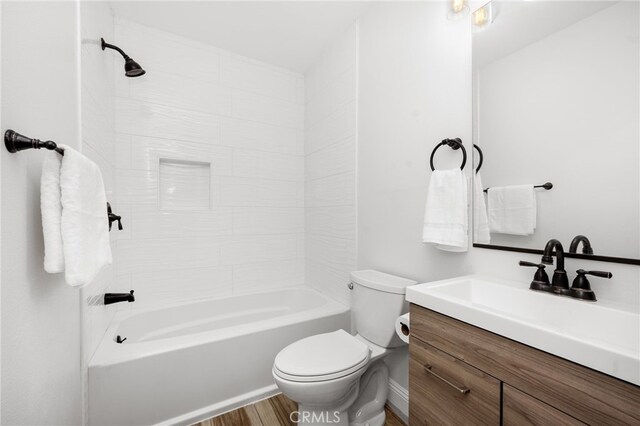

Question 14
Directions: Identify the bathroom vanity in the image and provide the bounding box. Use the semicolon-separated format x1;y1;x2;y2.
406;277;640;425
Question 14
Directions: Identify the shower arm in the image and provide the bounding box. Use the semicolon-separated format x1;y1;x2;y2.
101;38;130;60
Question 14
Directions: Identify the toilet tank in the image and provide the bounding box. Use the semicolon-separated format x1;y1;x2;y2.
350;270;417;348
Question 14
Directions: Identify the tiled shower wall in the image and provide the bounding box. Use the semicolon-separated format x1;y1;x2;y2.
304;25;358;306
112;19;305;308
80;0;117;375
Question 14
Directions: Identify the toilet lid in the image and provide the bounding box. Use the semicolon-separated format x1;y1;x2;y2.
274;330;370;382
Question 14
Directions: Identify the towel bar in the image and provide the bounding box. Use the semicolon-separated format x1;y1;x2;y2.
4;129;124;231
483;182;553;193
4;129;64;155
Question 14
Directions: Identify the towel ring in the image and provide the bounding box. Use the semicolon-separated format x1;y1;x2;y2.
430;138;466;171
473;144;483;173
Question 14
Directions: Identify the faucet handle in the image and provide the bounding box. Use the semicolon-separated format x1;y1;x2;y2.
570;269;612;302
519;261;551;291
581;270;612;279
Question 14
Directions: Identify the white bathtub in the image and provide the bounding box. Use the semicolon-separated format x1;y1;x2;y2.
88;287;350;426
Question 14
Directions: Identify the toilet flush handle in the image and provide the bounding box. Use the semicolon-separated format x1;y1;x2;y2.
347;282;354;290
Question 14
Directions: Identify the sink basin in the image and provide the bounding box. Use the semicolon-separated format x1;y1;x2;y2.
406;275;640;385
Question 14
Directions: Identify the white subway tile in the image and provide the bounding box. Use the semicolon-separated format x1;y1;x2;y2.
305;100;356;154
220;117;298;155
123;266;233;307
232;90;303;129
82;143;115;200
233;207;303;235
306;206;356;240
115;170;157;205
159;159;211;210
116;97;221;144
305;172;356;207
305;259;351;306
233;259;304;294
128;135;233;176
128;70;232;116
131;206;233;239
233;149;303;181
116;237;221;275
305;137;355;181
305;67;356;128
220;234;298;265
82;90;115;165
115;133;132;170
219;176;299;207
306;234;355;272
221;56;298;103
115;18;223;84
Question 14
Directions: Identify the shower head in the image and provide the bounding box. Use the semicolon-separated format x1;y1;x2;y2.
124;57;146;77
101;38;146;78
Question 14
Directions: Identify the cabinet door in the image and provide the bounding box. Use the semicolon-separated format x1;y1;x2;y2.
409;337;500;425
503;385;585;426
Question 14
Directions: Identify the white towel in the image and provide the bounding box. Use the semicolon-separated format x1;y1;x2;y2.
473;172;490;244
41;145;112;287
422;169;468;252
487;185;536;236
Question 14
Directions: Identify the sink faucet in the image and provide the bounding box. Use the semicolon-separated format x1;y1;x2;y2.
541;239;569;294
569;235;594;255
104;290;135;305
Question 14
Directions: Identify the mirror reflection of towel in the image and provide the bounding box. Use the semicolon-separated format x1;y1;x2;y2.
487;185;536;236
473;173;490;244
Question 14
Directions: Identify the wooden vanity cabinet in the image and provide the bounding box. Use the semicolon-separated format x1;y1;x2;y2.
408;304;640;425
502;385;585;426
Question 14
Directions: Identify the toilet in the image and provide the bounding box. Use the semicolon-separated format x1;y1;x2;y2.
272;270;417;426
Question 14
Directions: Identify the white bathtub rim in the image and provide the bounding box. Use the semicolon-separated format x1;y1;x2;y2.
90;287;349;368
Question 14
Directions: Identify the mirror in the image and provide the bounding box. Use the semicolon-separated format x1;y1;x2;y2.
472;1;640;264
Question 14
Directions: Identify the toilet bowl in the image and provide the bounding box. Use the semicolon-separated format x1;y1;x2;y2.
273;330;389;426
273;270;417;426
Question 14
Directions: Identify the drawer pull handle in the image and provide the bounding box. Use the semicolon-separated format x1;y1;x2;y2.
423;364;470;395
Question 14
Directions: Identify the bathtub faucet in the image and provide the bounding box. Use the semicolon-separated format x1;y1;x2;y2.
104;290;135;305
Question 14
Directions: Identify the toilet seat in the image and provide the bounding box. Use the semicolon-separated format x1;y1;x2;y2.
273;330;371;383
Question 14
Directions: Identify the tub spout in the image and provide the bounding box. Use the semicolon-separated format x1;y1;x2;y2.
105;290;135;305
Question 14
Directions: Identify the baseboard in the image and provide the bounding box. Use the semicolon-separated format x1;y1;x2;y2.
387;378;409;422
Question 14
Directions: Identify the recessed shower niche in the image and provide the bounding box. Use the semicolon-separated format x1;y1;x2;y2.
159;158;211;210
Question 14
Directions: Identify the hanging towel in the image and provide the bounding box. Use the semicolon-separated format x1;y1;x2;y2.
422;169;468;252
41;145;112;287
473;172;491;244
41;150;65;273
487;185;536;236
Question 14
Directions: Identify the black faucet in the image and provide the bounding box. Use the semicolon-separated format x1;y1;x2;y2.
569;235;594;255
541;239;569;294
104;290;135;305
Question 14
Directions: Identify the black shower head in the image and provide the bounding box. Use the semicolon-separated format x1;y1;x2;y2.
101;38;146;78
124;57;146;77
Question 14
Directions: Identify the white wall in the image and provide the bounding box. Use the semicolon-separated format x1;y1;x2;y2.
304;24;358;306
357;0;474;394
79;2;117;422
1;2;83;424
112;19;305;308
476;2;639;257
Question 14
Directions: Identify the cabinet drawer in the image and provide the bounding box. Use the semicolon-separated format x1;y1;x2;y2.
410;304;640;425
409;337;500;425
503;385;585;426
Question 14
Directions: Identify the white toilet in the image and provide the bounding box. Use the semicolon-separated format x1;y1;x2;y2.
272;270;417;426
